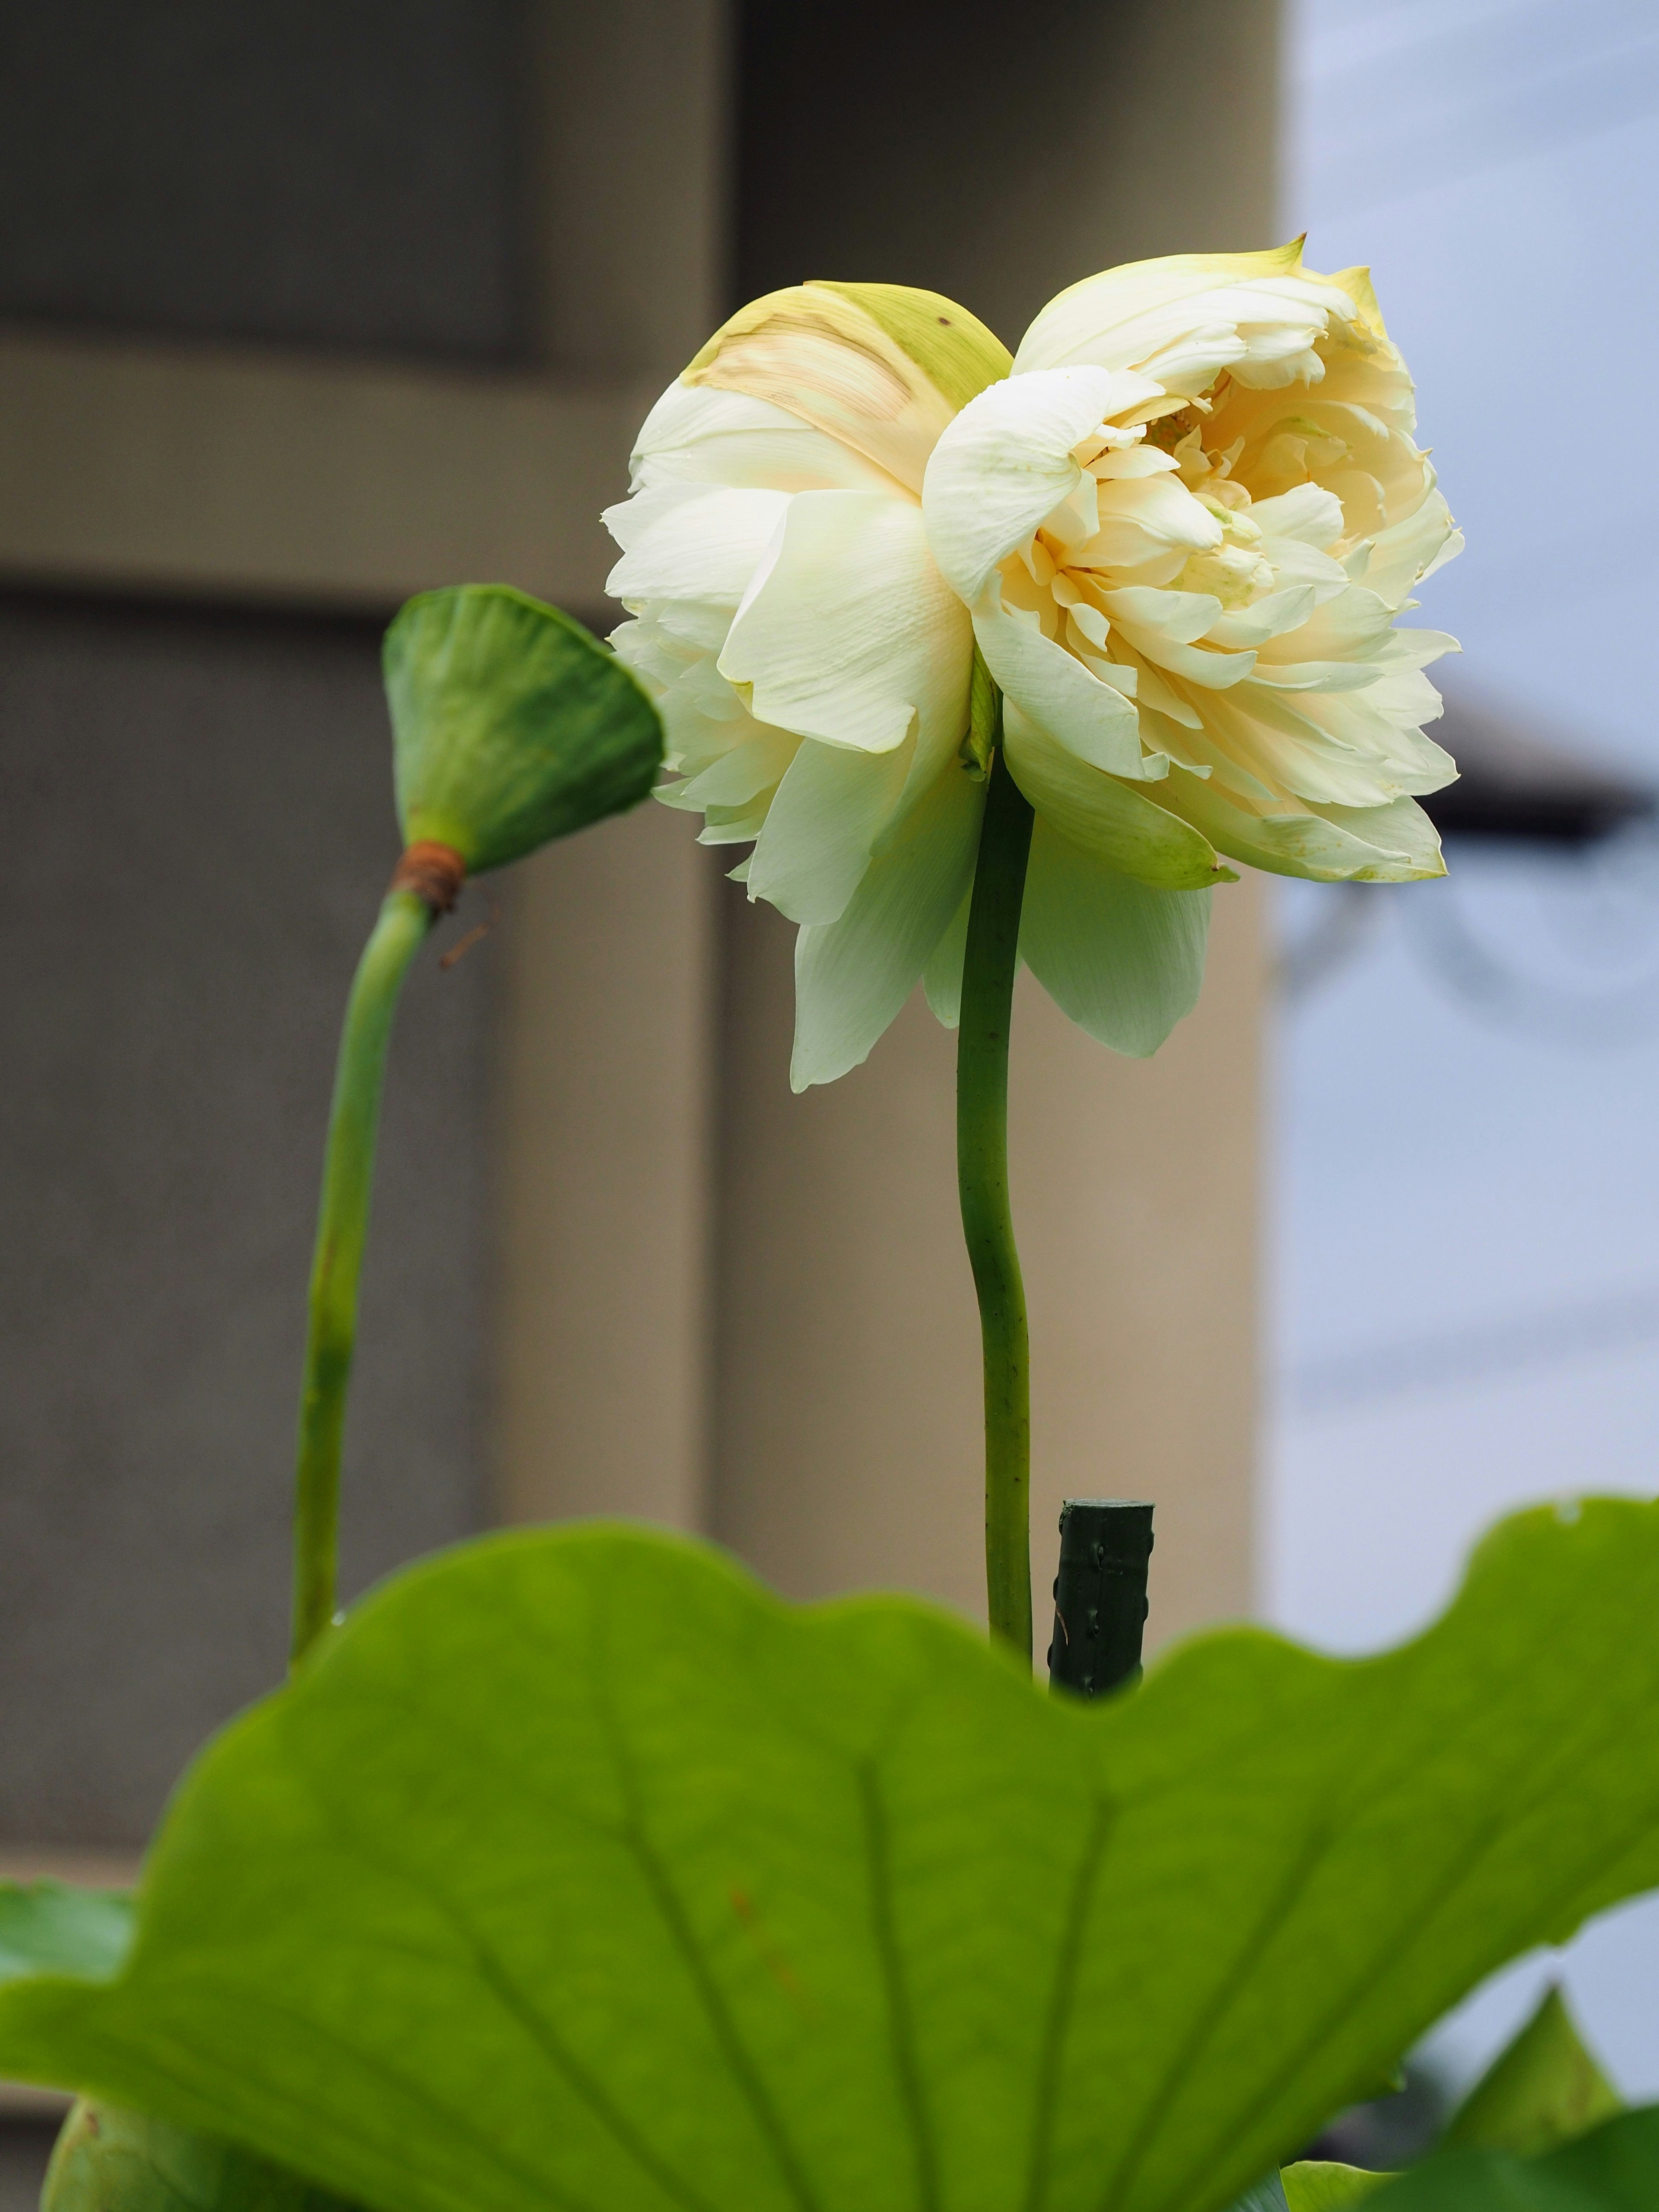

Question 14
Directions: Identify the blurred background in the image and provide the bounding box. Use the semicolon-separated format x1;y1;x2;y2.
1274;0;1659;2113
0;0;1653;2191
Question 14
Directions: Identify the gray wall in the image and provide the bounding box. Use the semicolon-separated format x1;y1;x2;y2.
736;0;1278;343
0;1;531;361
0;596;492;1846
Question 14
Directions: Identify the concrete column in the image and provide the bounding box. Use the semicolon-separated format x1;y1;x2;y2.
490;0;730;1530
494;809;718;1528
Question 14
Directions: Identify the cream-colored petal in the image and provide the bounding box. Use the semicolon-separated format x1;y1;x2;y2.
1075;476;1224;570
923;365;1137;604
1096;585;1222;645
718;491;973;765
1190;683;1417;807
1307;795;1446;878
973;597;1148;779
790;765;983;1088
1016;248;1359;395
1020;820;1212;1056
606;487;791;609
1362;479;1463;609
747;737;911;926
1204;585;1319;649
1090;446;1180;482
1001;702;1230;889
1106;616;1257;692
1247;482;1346;549
602;480;720;553
699;793;777;844
1016;244;1309;368
625;380;907;499
1156;764;1446;881
670;726;801;810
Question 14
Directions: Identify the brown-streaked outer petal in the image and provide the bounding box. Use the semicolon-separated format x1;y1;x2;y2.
683;283;1008;496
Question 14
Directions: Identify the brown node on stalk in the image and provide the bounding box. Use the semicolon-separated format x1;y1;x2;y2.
390;840;467;915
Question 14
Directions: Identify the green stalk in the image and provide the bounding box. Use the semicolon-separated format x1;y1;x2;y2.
957;706;1036;1661
290;886;434;1669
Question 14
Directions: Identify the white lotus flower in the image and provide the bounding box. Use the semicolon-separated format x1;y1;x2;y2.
605;247;1460;1089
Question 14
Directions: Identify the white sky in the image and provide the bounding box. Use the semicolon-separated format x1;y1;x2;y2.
1274;0;1659;2101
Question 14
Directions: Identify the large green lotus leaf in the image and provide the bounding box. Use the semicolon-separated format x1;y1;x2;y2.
2;1504;1659;2212
1363;2104;1659;2210
386;584;662;874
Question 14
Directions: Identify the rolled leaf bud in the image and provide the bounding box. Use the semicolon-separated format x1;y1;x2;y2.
385;584;663;877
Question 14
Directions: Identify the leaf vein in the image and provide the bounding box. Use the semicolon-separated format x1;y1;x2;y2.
857;1761;940;2212
1023;1796;1115;2212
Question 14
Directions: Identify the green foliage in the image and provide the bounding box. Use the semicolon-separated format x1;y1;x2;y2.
1363;2104;1659;2210
1443;1987;1624;2159
0;1882;130;1983
44;2097;358;2212
0;1903;356;2212
385;584;662;873
0;1503;1657;2212
1281;2164;1392;2210
1231;2178;1292;2212
42;2101;358;2212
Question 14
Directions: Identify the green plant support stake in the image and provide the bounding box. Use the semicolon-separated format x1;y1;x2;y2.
956;660;1036;1661
1047;1499;1154;1697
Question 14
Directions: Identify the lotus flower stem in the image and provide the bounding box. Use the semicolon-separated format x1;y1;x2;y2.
957;711;1036;1659
290;873;448;1669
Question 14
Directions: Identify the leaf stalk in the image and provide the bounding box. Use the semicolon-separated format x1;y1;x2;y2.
290;884;435;1669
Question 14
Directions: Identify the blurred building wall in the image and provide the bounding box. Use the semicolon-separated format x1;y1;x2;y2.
0;0;1277;1881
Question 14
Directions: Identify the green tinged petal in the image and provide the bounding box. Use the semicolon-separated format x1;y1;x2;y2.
791;763;982;1086
1020;820;1212;1056
814;280;1012;411
1003;704;1232;889
922;892;971;1028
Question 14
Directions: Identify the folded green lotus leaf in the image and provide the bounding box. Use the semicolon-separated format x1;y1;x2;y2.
0;1500;1656;2212
1443;1986;1624;2160
385;584;663;874
1364;2103;1659;2211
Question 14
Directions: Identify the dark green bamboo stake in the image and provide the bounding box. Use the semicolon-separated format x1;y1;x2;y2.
957;689;1036;1661
1046;1500;1154;1697
289;846;460;1669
